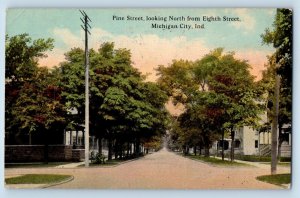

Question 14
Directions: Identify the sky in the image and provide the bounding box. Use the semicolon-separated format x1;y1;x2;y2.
6;8;276;82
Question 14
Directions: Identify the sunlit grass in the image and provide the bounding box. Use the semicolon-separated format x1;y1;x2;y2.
186;155;251;166
5;174;72;184
260;162;291;167
5;162;68;168
256;174;291;186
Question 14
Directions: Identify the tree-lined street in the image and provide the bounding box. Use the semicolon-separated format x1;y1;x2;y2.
5;8;292;189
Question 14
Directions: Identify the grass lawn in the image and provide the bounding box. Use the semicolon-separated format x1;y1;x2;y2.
256;174;291;186
5;174;72;184
260;162;291;167
186;155;251;167
5;162;68;168
234;155;291;162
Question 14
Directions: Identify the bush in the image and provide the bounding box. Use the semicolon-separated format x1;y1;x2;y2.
235;155;291;162
280;157;291;162
91;152;106;164
235;155;271;162
90;151;96;161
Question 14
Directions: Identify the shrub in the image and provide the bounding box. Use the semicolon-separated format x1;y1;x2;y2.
94;153;106;164
280;157;291;162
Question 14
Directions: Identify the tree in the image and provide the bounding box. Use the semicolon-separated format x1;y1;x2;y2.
5;34;56;146
261;9;292;172
11;67;67;162
60;42;169;160
260;56;292;161
158;49;261;161
261;9;292;88
208;52;262;161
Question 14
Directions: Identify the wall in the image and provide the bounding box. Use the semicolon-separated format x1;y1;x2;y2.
5;145;84;163
242;126;259;155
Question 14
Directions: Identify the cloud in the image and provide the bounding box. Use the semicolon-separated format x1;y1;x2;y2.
38;48;65;68
41;27;271;81
235;49;273;80
44;27;210;81
40;27;274;115
53;28;84;49
227;9;256;32
112;34;209;81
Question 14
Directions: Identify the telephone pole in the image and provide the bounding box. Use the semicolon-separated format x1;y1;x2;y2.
271;75;280;174
80;10;92;167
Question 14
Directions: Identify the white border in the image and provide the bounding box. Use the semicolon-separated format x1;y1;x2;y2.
1;1;299;198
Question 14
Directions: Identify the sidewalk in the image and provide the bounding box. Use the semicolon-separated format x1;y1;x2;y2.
213;156;291;170
212;156;270;168
54;161;85;168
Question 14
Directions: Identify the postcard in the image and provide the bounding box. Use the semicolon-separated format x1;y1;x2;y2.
4;8;292;189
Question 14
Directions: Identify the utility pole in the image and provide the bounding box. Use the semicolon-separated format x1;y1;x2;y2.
80;10;92;167
271;75;280;175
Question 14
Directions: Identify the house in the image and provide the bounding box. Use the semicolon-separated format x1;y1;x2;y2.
210;125;291;157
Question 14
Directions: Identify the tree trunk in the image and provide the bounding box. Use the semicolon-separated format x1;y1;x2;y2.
98;137;102;154
199;143;202;155
44;129;49;164
108;131;112;161
185;145;189;155
277;125;283;162
204;142;210;157
135;138;140;157
230;128;235;162
126;142;130;157
114;140;118;159
193;146;197;156
204;146;209;157
122;147;125;159
129;143;132;155
221;130;225;161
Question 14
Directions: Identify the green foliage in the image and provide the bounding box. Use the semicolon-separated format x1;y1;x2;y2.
261;9;292;87
144;136;163;151
5;174;72;184
60;42;170;158
260;10;292;157
235;155;272;162
5;34;65;141
5;34;54;81
187;155;250;167
159;49;261;158
91;152;106;164
10;67;66;133
256;174;291;186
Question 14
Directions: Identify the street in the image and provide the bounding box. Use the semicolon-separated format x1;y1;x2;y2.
5;148;290;189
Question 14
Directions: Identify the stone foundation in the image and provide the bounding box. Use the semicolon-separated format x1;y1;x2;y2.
5;145;85;162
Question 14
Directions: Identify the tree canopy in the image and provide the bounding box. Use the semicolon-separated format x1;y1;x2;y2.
158;49;262;159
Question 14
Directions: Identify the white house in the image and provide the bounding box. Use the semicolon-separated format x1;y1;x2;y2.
211;125;291;157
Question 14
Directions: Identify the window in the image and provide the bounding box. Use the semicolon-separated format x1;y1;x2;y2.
255;140;258;148
234;140;241;148
218;140;229;150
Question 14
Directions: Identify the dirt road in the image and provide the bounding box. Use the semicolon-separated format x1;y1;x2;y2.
5;148;290;189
